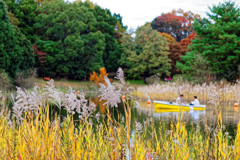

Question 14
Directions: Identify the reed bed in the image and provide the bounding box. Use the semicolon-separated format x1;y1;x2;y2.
0;108;240;159
0;69;240;159
134;81;240;105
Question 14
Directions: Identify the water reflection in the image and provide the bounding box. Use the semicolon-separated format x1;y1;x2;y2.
134;100;240;134
153;109;206;124
91;95;240;136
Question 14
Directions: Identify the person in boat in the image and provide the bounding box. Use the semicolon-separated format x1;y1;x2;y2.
190;96;200;105
176;94;184;104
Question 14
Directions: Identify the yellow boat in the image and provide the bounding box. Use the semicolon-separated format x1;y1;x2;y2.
154;108;191;113
153;101;206;110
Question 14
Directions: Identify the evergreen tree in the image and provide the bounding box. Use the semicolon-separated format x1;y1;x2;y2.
178;2;240;82
0;0;35;77
176;39;212;82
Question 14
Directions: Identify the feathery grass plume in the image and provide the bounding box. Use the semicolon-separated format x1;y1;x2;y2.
12;86;43;123
43;79;64;108
99;68;133;155
61;87;96;119
145;93;150;102
115;67;125;86
115;68;134;101
76;92;96;120
62;87;78;114
99;76;121;107
135;121;143;133
11;79;97;123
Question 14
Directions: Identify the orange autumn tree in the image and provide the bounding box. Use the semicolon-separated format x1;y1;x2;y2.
159;32;176;44
180;32;197;52
90;67;109;85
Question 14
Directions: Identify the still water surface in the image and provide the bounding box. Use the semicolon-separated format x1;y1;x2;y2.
102;102;238;133
132;101;240;136
88;95;240;137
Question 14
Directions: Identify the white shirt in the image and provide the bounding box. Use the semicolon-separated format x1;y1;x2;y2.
176;97;183;104
191;99;200;105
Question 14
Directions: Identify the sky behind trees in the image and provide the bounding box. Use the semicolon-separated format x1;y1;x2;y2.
81;0;240;29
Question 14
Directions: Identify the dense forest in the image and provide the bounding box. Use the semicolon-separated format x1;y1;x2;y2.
0;0;240;84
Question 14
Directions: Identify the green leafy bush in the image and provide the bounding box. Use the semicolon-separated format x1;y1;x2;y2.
14;69;36;89
0;70;12;91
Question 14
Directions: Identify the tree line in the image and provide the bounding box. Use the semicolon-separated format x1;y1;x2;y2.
0;0;239;83
121;2;240;82
1;0;126;80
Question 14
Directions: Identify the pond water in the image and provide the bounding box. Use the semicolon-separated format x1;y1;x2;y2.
135;101;239;129
91;96;240;138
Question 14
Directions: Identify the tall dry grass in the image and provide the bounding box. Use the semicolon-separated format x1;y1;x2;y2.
134;81;240;105
0;107;240;159
0;69;240;159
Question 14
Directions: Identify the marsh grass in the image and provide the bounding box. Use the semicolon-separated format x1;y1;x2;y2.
0;69;240;159
134;81;240;106
0;106;240;159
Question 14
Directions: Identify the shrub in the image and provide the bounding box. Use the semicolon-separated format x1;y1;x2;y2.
14;69;36;89
90;67;109;85
145;75;160;84
172;74;186;82
0;70;12;91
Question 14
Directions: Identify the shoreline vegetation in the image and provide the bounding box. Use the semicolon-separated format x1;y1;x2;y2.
0;108;240;159
0;68;239;159
1;0;240;158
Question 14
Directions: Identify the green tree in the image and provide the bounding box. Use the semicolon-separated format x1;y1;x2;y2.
34;0;105;79
0;0;35;77
118;30;135;73
178;2;240;82
90;3;126;72
121;24;171;81
3;0;37;42
176;40;212;82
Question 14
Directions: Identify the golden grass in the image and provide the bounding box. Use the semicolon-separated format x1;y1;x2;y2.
0;106;240;159
0;76;239;159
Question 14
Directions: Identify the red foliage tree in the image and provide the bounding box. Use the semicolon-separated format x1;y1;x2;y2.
167;32;197;76
171;9;201;32
151;9;201;42
151;13;189;42
180;32;197;53
169;42;184;76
